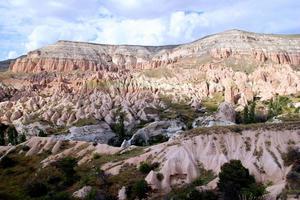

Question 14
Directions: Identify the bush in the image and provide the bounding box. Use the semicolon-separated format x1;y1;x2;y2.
156;173;164;181
111;108;126;140
139;162;152;174
18;133;26;143
218;160;266;200
53;157;78;185
93;153;100;160
38;129;47;137
286;159;300;190
139;162;159;174
148;134;169;145
0;156;16;168
25;179;48;197
268;96;292;119
22;145;30;151
240;183;266;200
283;147;300;166
7;127;18;145
167;187;218;200
186;189;218;200
127;180;150;200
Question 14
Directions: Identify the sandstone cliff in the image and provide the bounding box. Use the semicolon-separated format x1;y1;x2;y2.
10;30;300;73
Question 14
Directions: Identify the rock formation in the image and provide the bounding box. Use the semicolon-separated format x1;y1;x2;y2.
10;30;300;73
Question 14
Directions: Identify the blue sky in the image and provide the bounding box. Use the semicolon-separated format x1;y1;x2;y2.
0;0;300;60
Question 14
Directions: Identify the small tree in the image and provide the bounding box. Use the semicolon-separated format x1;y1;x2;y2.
243;105;249;124
54;157;78;185
0;131;5;145
19;133;26;143
7;127;18;145
111;108;126;140
249;101;256;123
218;160;266;200
38;129;47;137
128;180;150;200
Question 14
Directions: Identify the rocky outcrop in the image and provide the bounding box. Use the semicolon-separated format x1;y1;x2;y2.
73;186;92;199
102;123;300;199
10;30;300;73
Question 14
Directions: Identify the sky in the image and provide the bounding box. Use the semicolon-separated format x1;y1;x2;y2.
0;0;300;61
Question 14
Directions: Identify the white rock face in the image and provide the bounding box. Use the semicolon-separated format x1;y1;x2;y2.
103;124;300;199
215;102;236;123
128;120;185;145
118;186;127;200
72;186;92;199
55;122;115;143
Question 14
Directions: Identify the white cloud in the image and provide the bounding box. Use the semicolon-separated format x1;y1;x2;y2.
7;51;18;59
0;0;300;60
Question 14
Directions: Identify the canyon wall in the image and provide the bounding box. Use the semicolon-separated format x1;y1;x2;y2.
10;30;300;73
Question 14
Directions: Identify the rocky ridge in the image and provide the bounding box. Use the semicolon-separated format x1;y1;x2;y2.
10;30;300;73
1;123;299;199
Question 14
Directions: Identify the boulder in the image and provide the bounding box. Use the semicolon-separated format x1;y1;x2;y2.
72;186;92;199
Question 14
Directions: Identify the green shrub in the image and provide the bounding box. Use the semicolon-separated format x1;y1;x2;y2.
283;147;300;166
127;180;150;200
148;134;169;145
156;173;164;181
8;127;18;145
22;145;30;151
139;162;152;174
0;156;16;168
218;160;266;200
167;187;218;200
0;131;5;145
268;96;292;119
24;179;48;197
186;189;218;200
38;129;47;137
84;188;97;200
111;108;126;140
53;157;78;185
18;133;26;143
286;160;300;190
139;162;159;174
93;153;101;160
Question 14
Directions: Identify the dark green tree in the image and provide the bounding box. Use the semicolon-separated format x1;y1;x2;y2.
38;129;47;137
0;131;5;145
249;101;256;123
111;108;126;139
19;133;26;143
7;127;18;145
54;157;78;185
243;105;249;124
218;160;266;200
128;180;150;200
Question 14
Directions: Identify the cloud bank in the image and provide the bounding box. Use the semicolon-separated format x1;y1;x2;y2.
0;0;299;60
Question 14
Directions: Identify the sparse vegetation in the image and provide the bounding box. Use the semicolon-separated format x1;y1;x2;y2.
73;118;98;127
218;160;267;200
126;180;150;200
139;162;159;174
159;95;198;129
202;92;224;113
156;173;164;181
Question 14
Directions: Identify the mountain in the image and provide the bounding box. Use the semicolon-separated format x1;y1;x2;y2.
0;59;14;71
10;30;300;73
1;30;300;199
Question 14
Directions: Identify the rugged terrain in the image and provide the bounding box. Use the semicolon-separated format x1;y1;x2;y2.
1;30;300;199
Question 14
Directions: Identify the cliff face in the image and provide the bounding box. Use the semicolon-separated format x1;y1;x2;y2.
10;30;300;73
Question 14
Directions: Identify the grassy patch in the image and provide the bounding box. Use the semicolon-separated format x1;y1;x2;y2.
89;147;145;167
159;95;197;128
202;92;224;113
73;118;98;127
142;67;174;78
